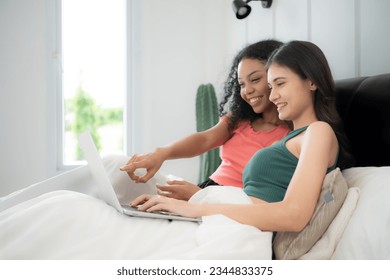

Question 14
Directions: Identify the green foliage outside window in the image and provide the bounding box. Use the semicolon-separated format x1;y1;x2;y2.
65;85;123;160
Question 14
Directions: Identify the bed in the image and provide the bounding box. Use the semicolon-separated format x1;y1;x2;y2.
0;163;273;260
0;73;389;260
330;73;390;259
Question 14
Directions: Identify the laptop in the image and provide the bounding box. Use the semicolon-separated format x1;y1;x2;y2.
78;130;201;223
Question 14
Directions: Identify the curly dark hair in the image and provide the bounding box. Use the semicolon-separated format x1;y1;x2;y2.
219;39;283;132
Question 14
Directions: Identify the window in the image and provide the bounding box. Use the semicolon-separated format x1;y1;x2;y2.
50;0;127;170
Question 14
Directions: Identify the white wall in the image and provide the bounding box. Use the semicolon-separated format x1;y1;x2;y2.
244;0;390;79
1;0;390;196
129;0;238;185
0;0;49;196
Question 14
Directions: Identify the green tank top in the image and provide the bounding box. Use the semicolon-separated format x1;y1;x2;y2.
243;126;337;202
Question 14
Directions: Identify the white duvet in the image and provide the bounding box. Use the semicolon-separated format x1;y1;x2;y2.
2;153;389;260
0;186;272;260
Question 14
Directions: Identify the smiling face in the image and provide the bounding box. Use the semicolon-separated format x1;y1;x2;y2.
238;58;275;114
267;63;318;127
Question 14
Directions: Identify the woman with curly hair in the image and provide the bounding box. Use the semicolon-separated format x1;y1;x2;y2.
121;39;291;201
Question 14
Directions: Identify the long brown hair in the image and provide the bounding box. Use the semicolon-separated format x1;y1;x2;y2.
266;40;355;169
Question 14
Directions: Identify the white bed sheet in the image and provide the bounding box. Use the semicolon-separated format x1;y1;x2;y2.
0;187;272;260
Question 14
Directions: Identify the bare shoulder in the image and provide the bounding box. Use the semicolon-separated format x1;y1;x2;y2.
304;121;337;154
306;121;334;136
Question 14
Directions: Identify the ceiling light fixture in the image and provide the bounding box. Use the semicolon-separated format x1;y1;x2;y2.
232;0;272;19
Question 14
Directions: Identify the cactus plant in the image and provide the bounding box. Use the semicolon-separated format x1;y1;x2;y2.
196;83;221;183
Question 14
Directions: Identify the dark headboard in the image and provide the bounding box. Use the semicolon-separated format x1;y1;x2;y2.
335;73;390;167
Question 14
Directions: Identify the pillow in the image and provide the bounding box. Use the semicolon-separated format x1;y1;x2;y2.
298;187;360;259
332;167;390;259
273;168;348;260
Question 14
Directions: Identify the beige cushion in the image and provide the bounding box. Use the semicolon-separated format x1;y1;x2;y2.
299;187;360;259
273;168;348;260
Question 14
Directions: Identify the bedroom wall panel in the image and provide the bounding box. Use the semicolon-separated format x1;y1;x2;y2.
0;0;49;197
245;3;274;43
244;0;390;79
131;0;231;184
310;0;357;79
273;0;309;41
359;0;390;76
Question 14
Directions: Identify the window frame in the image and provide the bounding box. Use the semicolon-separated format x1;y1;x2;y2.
46;0;140;176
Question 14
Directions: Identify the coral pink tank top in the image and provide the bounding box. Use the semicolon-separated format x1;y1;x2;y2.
209;118;290;188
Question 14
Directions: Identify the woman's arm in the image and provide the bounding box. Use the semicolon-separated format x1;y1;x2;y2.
156;180;201;200
133;122;339;232
121;118;231;183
